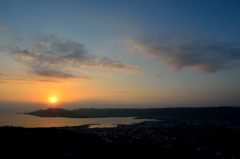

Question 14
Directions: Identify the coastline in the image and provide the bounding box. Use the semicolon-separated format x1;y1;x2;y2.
24;107;240;120
1;112;154;128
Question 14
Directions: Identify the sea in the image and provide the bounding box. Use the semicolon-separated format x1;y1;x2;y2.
0;112;155;128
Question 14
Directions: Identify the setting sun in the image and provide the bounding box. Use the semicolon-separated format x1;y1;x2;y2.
51;99;56;103
49;96;58;104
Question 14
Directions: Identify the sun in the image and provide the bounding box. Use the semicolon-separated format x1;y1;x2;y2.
51;99;56;103
48;96;59;105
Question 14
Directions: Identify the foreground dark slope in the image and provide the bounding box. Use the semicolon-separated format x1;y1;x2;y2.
0;127;107;158
26;107;240;119
2;121;240;159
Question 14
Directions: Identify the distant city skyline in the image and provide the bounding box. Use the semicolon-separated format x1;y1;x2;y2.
0;0;240;109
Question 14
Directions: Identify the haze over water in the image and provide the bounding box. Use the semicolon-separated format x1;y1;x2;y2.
0;112;154;128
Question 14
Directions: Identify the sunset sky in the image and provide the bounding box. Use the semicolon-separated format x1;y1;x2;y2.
0;0;240;109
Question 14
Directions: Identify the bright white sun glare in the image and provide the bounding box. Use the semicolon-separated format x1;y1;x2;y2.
51;99;56;103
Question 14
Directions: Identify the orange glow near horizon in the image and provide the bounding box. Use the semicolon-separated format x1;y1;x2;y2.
0;77;170;107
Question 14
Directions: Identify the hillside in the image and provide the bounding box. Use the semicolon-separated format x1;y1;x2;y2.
25;107;240;120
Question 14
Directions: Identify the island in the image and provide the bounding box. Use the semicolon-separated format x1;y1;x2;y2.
25;107;240;120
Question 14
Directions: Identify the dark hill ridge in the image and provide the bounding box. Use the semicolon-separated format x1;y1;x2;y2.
28;108;74;117
25;107;240;120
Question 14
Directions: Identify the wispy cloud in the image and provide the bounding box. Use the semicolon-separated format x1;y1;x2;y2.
124;38;240;73
8;34;146;80
155;74;163;77
0;69;61;84
0;24;9;32
32;67;89;79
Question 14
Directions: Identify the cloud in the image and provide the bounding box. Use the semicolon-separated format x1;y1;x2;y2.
95;57;145;75
32;67;90;80
125;38;240;73
9;35;147;79
155;74;163;77
0;25;9;32
0;69;61;83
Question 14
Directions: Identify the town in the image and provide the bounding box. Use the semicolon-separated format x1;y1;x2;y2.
56;117;240;158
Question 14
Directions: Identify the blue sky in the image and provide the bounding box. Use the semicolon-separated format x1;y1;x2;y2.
0;0;240;108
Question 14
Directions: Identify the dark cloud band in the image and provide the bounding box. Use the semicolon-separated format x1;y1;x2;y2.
126;39;240;73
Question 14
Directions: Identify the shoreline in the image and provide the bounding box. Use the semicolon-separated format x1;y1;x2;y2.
24;107;240;120
1;113;155;128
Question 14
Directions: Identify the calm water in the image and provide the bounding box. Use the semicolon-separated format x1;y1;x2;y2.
0;113;155;128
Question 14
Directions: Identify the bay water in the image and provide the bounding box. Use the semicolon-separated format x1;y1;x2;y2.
0;112;154;128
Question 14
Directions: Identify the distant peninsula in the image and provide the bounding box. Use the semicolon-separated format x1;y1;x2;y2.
24;107;240;120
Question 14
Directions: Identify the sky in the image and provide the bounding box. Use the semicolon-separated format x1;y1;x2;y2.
0;0;240;110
